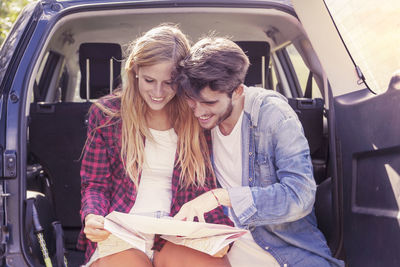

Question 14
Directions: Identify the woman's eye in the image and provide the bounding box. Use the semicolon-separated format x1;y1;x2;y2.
165;81;172;85
145;78;154;83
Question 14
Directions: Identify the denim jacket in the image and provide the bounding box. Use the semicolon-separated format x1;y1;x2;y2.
225;87;344;267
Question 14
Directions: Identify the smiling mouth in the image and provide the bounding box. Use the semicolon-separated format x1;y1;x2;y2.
150;96;164;102
198;114;212;122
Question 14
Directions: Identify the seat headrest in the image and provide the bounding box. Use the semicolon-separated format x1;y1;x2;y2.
79;42;122;99
235;41;270;87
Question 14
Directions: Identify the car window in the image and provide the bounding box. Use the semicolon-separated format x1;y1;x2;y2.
324;0;400;94
34;51;64;103
270;52;293;98
286;44;322;99
270;43;322;99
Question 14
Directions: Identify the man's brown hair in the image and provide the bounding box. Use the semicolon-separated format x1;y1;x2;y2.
177;37;250;99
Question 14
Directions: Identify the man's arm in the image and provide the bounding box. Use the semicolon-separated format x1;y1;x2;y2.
228;113;316;226
175;113;316;227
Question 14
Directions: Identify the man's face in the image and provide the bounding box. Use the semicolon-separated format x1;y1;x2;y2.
186;86;233;130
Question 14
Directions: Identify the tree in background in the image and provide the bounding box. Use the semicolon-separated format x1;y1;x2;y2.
0;0;31;45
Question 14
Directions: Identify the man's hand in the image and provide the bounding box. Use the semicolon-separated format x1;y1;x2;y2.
174;189;231;222
84;214;110;242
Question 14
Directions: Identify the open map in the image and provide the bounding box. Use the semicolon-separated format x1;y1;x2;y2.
104;211;248;256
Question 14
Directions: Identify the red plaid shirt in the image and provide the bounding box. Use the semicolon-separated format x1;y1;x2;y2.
77;97;233;263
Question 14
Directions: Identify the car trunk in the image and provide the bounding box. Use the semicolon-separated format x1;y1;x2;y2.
0;1;341;265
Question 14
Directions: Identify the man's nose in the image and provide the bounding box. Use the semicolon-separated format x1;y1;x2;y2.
193;103;206;118
186;97;196;109
186;99;204;117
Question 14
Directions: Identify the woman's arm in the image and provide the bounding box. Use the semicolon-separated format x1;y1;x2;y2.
80;105;113;240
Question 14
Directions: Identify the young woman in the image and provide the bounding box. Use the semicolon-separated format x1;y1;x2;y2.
77;25;233;267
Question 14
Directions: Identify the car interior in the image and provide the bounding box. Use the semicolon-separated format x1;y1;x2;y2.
24;5;341;266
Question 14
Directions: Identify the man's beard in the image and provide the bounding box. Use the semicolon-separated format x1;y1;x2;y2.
215;101;233;126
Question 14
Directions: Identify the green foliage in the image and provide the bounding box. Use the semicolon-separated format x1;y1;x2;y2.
0;0;33;45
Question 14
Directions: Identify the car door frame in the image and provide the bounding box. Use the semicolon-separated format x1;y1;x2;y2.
293;0;400;266
0;2;47;265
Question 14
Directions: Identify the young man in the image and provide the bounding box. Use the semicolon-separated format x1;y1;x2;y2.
174;37;344;267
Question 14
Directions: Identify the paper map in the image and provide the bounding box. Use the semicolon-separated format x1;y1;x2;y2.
104;211;247;256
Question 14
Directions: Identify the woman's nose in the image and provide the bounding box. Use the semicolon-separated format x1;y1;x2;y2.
152;83;164;96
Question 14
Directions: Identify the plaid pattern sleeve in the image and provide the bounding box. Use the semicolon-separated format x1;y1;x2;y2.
80;105;112;221
77;98;137;263
153;130;234;251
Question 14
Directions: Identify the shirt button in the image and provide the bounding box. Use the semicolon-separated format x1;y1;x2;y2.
249;152;253;156
264;246;269;250
249;177;252;181
283;264;288;267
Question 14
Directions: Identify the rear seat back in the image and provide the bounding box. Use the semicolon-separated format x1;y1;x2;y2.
287;98;324;157
79;42;122;99
29;102;91;229
29;42;122;246
235;41;270;88
288;97;327;186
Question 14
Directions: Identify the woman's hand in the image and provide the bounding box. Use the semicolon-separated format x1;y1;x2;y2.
84;214;111;242
174;188;231;222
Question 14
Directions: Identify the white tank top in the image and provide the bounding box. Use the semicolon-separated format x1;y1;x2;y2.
130;128;177;214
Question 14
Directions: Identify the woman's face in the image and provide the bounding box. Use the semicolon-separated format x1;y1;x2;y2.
137;61;176;112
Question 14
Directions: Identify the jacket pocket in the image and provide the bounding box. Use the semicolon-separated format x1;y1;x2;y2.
255;153;275;186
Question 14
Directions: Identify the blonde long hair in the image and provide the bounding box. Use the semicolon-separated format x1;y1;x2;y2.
93;24;213;189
